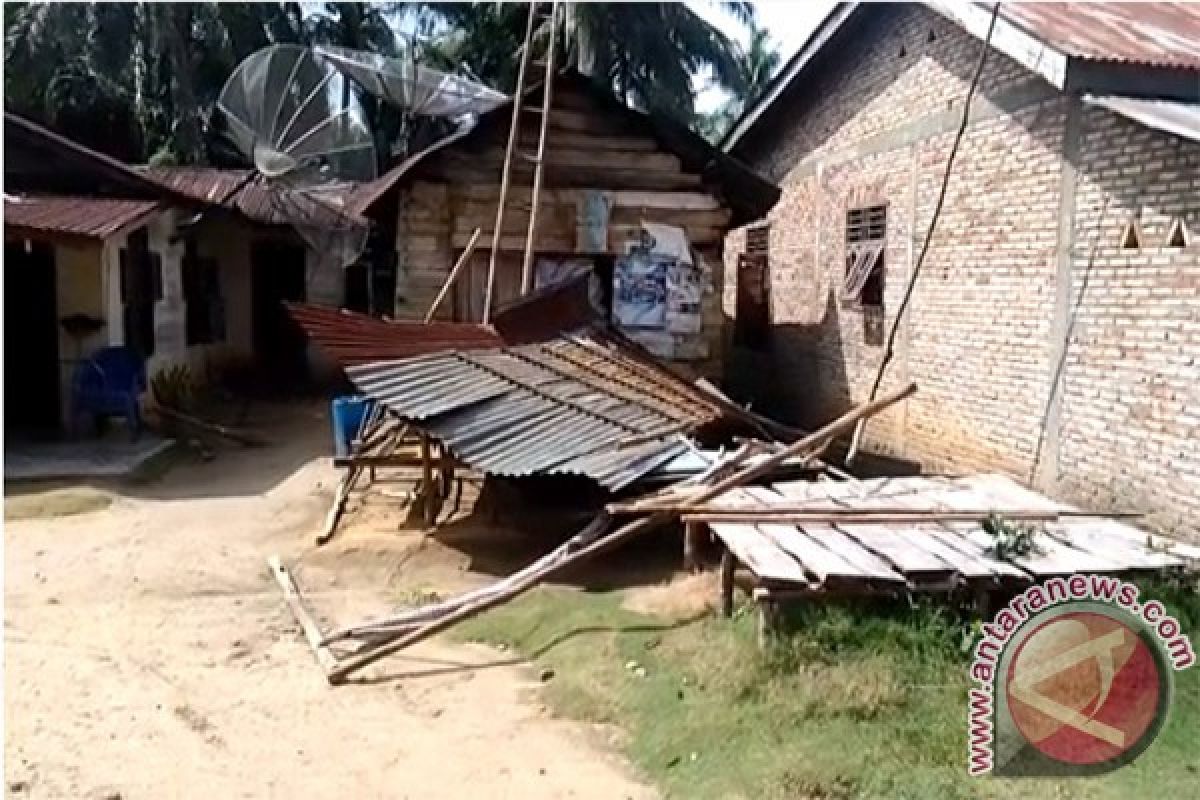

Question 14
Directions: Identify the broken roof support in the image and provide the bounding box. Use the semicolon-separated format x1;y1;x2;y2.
296;382;917;683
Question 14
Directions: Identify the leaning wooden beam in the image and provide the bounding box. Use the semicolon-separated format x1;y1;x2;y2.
267;556;340;676
316;467;360;546
425;227;482;323
321;384;917;683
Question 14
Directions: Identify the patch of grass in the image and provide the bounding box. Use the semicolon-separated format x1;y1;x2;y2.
4;487;113;520
452;579;1200;800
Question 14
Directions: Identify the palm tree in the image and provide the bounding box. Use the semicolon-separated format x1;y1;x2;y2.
559;2;751;120
419;2;753;123
4;2;310;163
736;21;781;106
695;20;780;144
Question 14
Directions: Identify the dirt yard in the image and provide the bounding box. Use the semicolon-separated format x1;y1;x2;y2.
4;402;656;799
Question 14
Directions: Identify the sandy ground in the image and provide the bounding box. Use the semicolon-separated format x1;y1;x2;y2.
4;402;656;799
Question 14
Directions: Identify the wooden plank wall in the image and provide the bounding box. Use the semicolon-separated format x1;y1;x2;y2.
391;82;731;378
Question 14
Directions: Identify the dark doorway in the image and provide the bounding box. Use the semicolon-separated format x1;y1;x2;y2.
251;240;308;385
5;240;61;436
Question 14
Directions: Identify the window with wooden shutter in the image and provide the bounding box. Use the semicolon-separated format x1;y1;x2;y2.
736;224;770;349
844;205;885;345
844;205;885;309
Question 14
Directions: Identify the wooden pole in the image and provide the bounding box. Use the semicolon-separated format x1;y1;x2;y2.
323;384;917;683
420;433;435;528
519;1;558;296
316;467;359;546
683;520;703;573
483;3;538;323
425;228;482;324
268;557;339;676
719;547;735;618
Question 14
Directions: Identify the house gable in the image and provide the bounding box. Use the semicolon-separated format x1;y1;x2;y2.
721;2;1200;539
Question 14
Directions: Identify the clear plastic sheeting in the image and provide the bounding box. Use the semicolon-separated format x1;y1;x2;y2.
313;45;508;121
218;44;378;186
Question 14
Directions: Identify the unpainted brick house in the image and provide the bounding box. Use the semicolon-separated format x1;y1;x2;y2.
722;2;1200;538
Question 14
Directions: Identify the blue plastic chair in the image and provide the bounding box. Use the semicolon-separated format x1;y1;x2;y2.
71;346;146;438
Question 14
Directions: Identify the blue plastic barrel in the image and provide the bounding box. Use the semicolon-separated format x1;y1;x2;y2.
331;395;375;458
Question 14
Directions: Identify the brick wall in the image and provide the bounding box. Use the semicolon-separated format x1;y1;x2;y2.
724;3;1200;540
1057;109;1200;535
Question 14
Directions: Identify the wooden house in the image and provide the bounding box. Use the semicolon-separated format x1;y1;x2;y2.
348;69;779;379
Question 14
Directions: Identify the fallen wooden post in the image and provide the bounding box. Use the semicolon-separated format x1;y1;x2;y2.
309;384;917;683
267;556;340;676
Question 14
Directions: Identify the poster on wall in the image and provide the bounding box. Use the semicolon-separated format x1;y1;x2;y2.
613;253;670;329
665;261;703;334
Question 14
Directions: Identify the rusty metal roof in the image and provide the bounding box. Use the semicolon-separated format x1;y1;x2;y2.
4;112;197;203
142;166;368;230
286;303;503;365
4;194;160;240
1001;2;1200;69
344;330;725;490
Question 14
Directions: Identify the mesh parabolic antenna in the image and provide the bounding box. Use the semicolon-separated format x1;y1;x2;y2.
313;44;508;120
217;44;376;267
218;44;378;186
215;43;510;267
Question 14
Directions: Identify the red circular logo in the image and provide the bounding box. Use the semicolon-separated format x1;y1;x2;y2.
1005;610;1166;766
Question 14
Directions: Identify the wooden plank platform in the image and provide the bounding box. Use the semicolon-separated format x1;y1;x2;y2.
704;473;1192;594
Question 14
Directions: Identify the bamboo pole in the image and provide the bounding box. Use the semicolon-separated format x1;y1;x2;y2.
483;3;538;323
268;557;339;675
323;383;917;683
519;1;559;296
425;228;482;323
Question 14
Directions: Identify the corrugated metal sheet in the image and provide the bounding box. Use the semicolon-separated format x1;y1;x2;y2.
344;332;725;491
142;166;368;231
4;194;160;240
286;303;503;365
1085;95;1200;141
1001;2;1200;69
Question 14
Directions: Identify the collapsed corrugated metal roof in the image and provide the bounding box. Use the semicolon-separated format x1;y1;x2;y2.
4;194;160;241
344;330;727;491
142;166;369;232
286;303;502;365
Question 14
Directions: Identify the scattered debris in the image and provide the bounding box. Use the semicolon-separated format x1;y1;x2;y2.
270;384;916;684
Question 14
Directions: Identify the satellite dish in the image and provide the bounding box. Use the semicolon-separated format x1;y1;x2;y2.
216;44;376;267
217;44;378;187
213;42;508;269
313;45;508;121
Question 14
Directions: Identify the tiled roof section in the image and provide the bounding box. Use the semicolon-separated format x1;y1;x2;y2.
285;303;503;365
345;330;726;490
4;194;160;240
142;166;368;230
1001;2;1200;69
